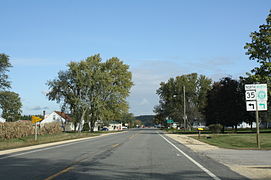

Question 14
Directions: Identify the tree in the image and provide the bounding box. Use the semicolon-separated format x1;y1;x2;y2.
205;77;247;132
244;10;271;85
47;54;133;132
0;53;12;90
245;10;271;64
244;10;271;126
120;112;135;128
154;73;212;128
0;91;22;121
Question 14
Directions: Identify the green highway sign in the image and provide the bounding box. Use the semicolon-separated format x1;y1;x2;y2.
258;90;267;100
166;120;174;123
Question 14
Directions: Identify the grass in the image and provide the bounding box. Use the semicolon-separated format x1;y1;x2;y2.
0;131;120;151
191;133;271;150
165;128;271;134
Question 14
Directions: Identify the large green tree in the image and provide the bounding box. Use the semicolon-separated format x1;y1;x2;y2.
244;10;271;125
244;10;271;85
0;54;12;90
47;54;133;132
0;91;22;121
205;77;248;131
154;73;212;128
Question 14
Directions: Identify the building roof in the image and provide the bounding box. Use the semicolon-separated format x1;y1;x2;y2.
55;111;73;122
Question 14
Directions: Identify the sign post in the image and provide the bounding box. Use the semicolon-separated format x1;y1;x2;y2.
245;84;268;149
32;116;43;141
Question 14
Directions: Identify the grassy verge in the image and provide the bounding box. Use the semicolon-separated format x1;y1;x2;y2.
165;128;271;134
0;131;121;151
191;133;271;150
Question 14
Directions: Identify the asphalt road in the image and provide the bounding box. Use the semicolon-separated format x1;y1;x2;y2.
0;129;248;180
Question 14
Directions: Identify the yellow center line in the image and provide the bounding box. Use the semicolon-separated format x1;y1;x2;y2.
44;166;74;180
112;143;120;148
129;133;139;139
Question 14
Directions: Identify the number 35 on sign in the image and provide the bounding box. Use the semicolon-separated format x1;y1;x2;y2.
246;90;256;101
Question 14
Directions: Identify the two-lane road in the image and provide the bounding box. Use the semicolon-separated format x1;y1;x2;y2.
0;129;247;180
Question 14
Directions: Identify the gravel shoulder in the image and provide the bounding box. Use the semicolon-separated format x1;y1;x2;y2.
165;133;271;180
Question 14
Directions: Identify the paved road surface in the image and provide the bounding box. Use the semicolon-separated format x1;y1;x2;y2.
0;129;248;180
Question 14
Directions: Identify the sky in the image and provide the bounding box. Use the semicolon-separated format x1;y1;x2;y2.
0;0;270;116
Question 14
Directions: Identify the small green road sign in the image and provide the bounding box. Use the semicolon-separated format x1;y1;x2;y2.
167;120;174;123
258;91;267;100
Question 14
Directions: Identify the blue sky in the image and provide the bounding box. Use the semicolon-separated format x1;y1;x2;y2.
0;0;270;115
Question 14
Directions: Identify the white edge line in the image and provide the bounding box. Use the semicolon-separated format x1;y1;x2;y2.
0;138;96;160
0;132;124;160
158;132;221;180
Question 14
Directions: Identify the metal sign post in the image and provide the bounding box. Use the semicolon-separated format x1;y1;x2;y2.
255;99;260;149
245;84;268;149
35;122;38;141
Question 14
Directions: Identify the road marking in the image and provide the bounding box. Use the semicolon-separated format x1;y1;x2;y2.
129;133;139;139
44;166;74;180
158;133;221;180
112;143;120;148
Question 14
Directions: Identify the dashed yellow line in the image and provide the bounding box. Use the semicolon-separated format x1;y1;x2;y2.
129;133;139;140
112;143;120;148
44;166;74;180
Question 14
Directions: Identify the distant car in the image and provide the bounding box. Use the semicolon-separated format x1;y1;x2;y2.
122;126;128;129
101;128;109;131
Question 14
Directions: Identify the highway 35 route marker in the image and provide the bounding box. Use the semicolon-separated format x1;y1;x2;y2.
245;84;268;149
245;84;267;111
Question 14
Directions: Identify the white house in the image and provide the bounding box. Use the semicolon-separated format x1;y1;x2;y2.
41;111;74;131
237;122;256;129
0;116;6;123
107;122;122;131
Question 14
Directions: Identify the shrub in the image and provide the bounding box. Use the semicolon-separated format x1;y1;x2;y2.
208;124;223;133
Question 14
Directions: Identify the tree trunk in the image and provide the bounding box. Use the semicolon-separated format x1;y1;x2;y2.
222;125;225;133
90;119;95;132
73;122;77;132
79;109;87;132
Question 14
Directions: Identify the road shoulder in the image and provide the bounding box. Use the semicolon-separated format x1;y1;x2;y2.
165;133;271;180
0;132;125;156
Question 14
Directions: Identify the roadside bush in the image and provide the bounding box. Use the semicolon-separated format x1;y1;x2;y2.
0;121;62;140
208;124;223;133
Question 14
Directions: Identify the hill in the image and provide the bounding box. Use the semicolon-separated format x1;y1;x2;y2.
135;115;155;127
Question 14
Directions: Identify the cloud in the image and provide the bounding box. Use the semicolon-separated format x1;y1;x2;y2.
128;56;243;115
41;90;49;96
28;106;50;111
139;98;149;106
128;60;187;115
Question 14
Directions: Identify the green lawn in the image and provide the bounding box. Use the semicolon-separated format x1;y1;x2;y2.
192;133;271;150
0;131;119;151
